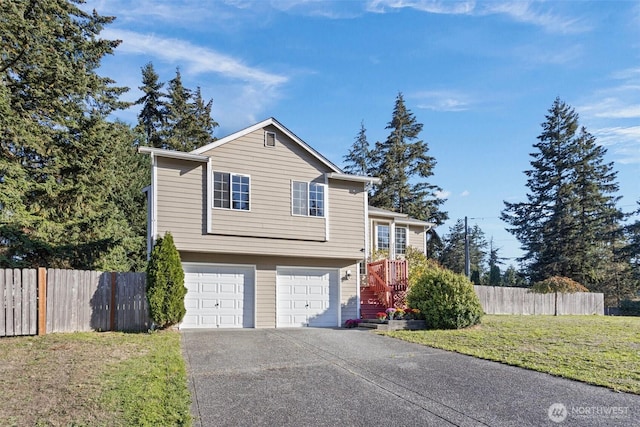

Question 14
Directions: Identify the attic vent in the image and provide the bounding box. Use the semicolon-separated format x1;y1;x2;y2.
265;131;276;147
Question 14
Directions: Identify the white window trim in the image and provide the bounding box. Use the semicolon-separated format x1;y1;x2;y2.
264;131;276;147
213;171;252;212
375;222;391;252
291;180;326;218
395;226;408;256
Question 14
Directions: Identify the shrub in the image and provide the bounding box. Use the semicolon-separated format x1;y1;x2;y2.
146;232;187;329
531;276;589;294
407;264;483;330
405;246;442;287
619;300;640;316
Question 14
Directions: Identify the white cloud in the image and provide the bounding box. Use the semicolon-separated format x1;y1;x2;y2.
460;190;470;197
103;29;288;87
480;1;591;34
411;90;473;112
435;190;451;199
365;0;589;34
366;0;474;14
593;126;640;165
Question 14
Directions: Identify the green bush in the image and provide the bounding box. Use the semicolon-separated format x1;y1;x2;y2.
407;264;483;330
146;232;187;329
619;299;640;316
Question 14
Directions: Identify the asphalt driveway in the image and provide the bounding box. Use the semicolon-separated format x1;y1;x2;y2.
182;328;639;426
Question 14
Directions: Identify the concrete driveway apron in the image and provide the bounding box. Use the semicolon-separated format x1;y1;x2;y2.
181;328;640;427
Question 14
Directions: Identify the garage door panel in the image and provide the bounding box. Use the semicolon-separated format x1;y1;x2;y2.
182;264;254;328
277;267;339;328
201;299;218;309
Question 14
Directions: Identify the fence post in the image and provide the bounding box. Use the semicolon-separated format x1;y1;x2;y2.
38;267;47;336
110;272;117;331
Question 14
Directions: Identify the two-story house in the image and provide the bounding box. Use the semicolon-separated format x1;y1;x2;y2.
139;118;433;329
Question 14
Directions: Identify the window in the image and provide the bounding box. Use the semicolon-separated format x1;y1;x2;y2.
214;172;249;211
265;131;276;147
292;181;325;217
309;183;324;217
395;227;407;255
376;224;389;251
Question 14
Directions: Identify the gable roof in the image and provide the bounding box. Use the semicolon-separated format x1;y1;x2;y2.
191;117;342;173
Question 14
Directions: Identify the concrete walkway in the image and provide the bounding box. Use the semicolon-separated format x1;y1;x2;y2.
181;328;639;426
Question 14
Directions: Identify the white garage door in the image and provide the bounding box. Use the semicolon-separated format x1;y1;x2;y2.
277;267;340;327
182;264;255;328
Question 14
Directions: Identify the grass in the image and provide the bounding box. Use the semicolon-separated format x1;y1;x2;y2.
0;330;191;426
384;315;640;395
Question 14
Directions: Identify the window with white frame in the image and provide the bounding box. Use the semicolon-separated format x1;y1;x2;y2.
376;224;390;251
213;172;250;211
292;181;325;217
265;131;276;147
395;226;407;255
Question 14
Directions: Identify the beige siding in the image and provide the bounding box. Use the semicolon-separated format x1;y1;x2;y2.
181;252;358;328
408;225;425;253
207;126;327;241
155;130;368;260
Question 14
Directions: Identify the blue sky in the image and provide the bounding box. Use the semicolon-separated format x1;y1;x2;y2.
85;0;640;265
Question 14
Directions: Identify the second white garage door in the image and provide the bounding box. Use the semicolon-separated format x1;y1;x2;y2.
276;267;340;327
181;263;255;328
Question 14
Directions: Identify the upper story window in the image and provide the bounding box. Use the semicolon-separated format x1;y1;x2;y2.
214;172;250;211
395;226;407;255
376;224;390;251
292;181;325;217
264;131;276;147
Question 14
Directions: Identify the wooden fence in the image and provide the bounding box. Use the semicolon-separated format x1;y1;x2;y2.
1;268;149;337
474;285;604;315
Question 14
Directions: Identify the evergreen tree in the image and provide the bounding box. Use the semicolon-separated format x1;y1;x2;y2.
487;238;504;286
502;265;527;287
135;62;166;148
502;98;626;298
161;69;217;151
192;86;219;145
369;93;447;224
439;219;487;278
146;232;186;328
343;121;373;175
0;0;145;269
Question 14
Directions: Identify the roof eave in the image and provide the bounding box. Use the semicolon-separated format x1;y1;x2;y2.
138;146;209;162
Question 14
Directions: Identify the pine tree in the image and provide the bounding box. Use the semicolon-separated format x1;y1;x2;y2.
502;98;627;298
487;238;504;286
0;0;146;270
146;232;187;328
135;62;166;148
161;69;217;151
439;219;487;278
343;121;372;175
370;93;447;225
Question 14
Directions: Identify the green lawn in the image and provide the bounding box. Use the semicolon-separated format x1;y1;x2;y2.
384;315;640;394
0;330;191;426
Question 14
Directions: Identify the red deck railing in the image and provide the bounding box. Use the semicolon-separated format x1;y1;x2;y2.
366;259;408;308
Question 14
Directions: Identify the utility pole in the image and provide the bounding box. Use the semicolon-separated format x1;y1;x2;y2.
464;216;470;278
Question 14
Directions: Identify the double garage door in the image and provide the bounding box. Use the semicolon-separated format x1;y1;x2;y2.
181;264;339;328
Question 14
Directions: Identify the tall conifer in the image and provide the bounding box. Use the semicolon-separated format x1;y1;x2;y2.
502;98;629;300
369;93;447;225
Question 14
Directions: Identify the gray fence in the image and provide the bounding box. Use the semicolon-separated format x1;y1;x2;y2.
1;268;149;337
0;269;38;337
474;285;604;315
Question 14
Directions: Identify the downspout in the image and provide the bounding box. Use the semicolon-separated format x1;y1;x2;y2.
206;157;213;234
149;152;158;259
